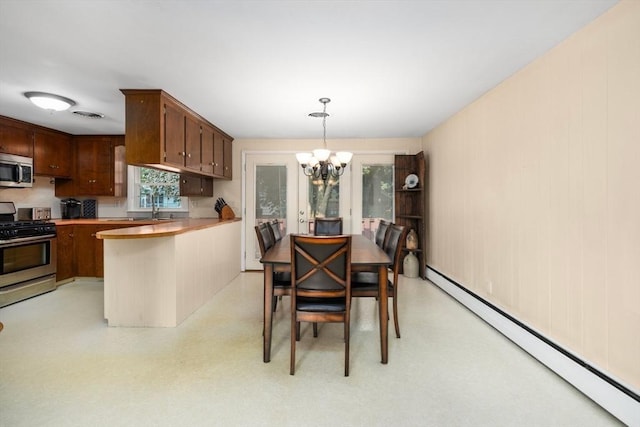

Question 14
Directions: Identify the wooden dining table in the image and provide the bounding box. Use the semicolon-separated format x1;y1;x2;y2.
260;234;392;364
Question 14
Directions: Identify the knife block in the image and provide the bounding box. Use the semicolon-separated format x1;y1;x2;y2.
220;205;235;220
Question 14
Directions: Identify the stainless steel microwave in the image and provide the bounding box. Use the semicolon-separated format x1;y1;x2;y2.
0;153;33;188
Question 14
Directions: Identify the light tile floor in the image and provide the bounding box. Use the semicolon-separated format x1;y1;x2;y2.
0;273;622;426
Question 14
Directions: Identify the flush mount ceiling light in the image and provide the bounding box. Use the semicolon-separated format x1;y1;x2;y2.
296;98;353;181
24;91;76;111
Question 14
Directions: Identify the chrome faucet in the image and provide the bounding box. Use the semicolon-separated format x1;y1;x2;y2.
151;194;160;219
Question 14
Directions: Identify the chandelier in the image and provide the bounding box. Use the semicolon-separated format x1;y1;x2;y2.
296;98;353;181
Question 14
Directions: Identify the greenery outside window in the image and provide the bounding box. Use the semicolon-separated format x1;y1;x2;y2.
127;166;188;212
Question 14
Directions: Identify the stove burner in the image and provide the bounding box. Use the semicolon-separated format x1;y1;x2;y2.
0;220;57;241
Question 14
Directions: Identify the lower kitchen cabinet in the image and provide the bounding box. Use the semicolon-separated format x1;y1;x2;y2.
56;225;75;282
56;223;138;281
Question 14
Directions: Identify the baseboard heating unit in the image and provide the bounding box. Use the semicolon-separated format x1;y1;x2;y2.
426;266;639;427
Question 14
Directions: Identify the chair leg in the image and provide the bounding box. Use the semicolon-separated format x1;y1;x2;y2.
290;314;296;375
344;321;350;377
313;322;318;337
272;296;278;312
393;295;401;338
296;321;301;341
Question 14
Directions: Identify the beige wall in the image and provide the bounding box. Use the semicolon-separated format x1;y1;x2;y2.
423;0;639;390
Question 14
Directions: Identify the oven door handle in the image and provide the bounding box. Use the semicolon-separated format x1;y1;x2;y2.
0;234;56;245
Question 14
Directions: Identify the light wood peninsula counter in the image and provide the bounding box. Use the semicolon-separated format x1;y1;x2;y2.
97;218;241;327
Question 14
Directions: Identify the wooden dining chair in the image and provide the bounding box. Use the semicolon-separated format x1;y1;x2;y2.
351;224;406;338
255;223;291;314
374;219;391;248
314;217;343;236
290;234;352;376
268;219;282;242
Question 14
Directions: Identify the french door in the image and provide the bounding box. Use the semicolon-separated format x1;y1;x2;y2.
244;152;394;270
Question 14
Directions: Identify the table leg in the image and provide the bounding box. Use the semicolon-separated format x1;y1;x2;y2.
263;264;274;363
379;265;388;364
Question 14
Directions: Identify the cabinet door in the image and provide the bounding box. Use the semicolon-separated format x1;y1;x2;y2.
223;137;232;179
213;131;224;177
56;225;75;282
200;125;214;175
75;225;99;277
33;130;72;177
0;119;33;157
75;137;113;195
184;115;201;172
179;174;201;196
179;174;213;196
164;102;185;168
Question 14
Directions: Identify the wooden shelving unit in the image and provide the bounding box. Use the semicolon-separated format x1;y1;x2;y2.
394;151;426;279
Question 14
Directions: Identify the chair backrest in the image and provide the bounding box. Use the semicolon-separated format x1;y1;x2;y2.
383;224;407;275
375;220;391;248
314;217;343;236
255;222;275;257
268;219;282;242
291;235;351;297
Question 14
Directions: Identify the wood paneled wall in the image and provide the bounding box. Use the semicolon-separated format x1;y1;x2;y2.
423;0;639;390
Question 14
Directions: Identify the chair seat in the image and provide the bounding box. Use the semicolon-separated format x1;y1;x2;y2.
274;271;291;286
297;297;346;312
351;272;394;295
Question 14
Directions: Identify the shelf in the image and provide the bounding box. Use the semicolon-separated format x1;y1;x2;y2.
395;151;426;279
396;188;423;193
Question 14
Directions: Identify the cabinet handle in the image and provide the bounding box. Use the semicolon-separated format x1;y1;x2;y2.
182;179;187;184
91;233;97;237
179;151;185;156
49;164;59;169
187;153;191;158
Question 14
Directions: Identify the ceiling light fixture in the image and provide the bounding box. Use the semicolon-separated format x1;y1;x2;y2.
24;91;76;111
296;98;352;181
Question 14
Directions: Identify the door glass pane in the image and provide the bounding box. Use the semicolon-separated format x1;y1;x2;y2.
307;175;339;234
255;165;287;258
361;164;394;240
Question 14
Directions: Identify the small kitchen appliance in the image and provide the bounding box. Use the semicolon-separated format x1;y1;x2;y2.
61;198;82;219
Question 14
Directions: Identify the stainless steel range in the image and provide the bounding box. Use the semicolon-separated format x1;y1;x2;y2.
0;201;57;307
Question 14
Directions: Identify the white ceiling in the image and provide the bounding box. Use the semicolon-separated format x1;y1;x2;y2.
0;0;617;140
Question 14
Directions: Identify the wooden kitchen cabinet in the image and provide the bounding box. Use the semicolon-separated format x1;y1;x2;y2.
121;89;233;180
0;116;33;157
184;114;202;172
57;223;140;280
33;129;72;178
56;225;76;282
223;136;232;179
200;124;215;175
55;135;126;197
179;174;213;197
75;224;115;277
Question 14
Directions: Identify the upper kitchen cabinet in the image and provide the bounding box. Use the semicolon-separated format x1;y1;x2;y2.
223;136;232;179
121;89;233;180
55;135;126;197
33;128;72;178
0;116;34;157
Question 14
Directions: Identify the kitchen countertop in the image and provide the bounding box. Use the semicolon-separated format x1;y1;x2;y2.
53;218;241;239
